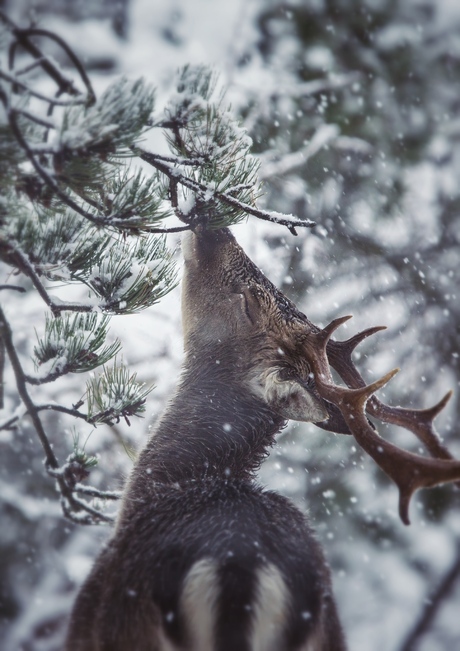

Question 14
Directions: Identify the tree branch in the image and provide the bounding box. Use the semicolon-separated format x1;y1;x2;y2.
0;284;26;293
0;242;95;315
12;27;95;103
73;483;121;500
0;307;64;474
399;548;460;651
135;147;316;234
0;11;94;104
3;108;190;236
0;306;116;524
0;69;87;106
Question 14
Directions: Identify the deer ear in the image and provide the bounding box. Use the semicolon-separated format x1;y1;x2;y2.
263;373;329;423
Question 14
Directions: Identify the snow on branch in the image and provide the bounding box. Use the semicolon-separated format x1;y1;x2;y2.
0;15;316;525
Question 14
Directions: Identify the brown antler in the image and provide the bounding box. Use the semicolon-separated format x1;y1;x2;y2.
303;317;460;525
327;327;456;462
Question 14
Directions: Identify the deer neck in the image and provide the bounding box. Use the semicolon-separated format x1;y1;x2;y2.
126;342;284;491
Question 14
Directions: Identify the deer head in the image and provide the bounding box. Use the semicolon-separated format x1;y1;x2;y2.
182;226;460;524
182;226;337;426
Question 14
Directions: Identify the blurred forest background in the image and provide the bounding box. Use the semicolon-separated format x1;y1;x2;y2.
1;1;460;650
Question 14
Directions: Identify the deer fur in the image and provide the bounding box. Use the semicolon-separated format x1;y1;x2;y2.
65;227;347;651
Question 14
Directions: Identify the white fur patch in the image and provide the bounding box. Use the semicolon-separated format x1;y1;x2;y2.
180;558;220;651
251;369;328;423
250;563;289;651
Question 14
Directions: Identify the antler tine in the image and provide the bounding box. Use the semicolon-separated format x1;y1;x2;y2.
305;316;353;386
318;314;353;343
328;329;458;465
335;325;387;359
342;368;400;410
310;324;460;524
338;394;460;525
305;320;394;406
313;315;353;349
327;326;387;389
369;390;455;461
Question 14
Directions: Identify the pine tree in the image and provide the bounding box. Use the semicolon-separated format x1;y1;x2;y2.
0;12;312;524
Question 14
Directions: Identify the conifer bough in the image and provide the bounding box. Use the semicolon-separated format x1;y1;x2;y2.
0;13;313;523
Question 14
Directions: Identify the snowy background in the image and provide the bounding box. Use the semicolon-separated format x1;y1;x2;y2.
1;0;460;649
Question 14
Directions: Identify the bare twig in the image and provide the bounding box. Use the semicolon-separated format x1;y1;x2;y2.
148;152;205;166
0;284;26;293
0;412;20;431
26;369;78;385
13;57;47;76
399;547;460;651
61;498;115;525
0;400;137;433
0;69;87;106
13;27;95;103
36;401;143;427
66;493;115;523
73;483;122;500
37;403;88;420
107;221;190;234
16;108;56;130
0;11;94;104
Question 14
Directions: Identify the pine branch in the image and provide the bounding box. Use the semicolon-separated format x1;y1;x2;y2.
0;241;95;314
32;313;121;382
135;147;316;234
0;306;120;524
4;108;189;235
0;19;311;531
86;361;153;426
7;108;105;226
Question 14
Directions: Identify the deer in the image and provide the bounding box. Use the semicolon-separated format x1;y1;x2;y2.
65;225;460;651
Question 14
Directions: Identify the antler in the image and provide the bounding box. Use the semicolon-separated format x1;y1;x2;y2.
303;317;460;525
327;328;456;461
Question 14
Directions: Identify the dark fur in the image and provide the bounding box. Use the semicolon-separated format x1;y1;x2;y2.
65;228;347;651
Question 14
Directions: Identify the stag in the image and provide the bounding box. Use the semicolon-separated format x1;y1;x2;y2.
66;226;460;651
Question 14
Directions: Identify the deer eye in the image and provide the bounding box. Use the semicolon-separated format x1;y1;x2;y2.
278;367;297;381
